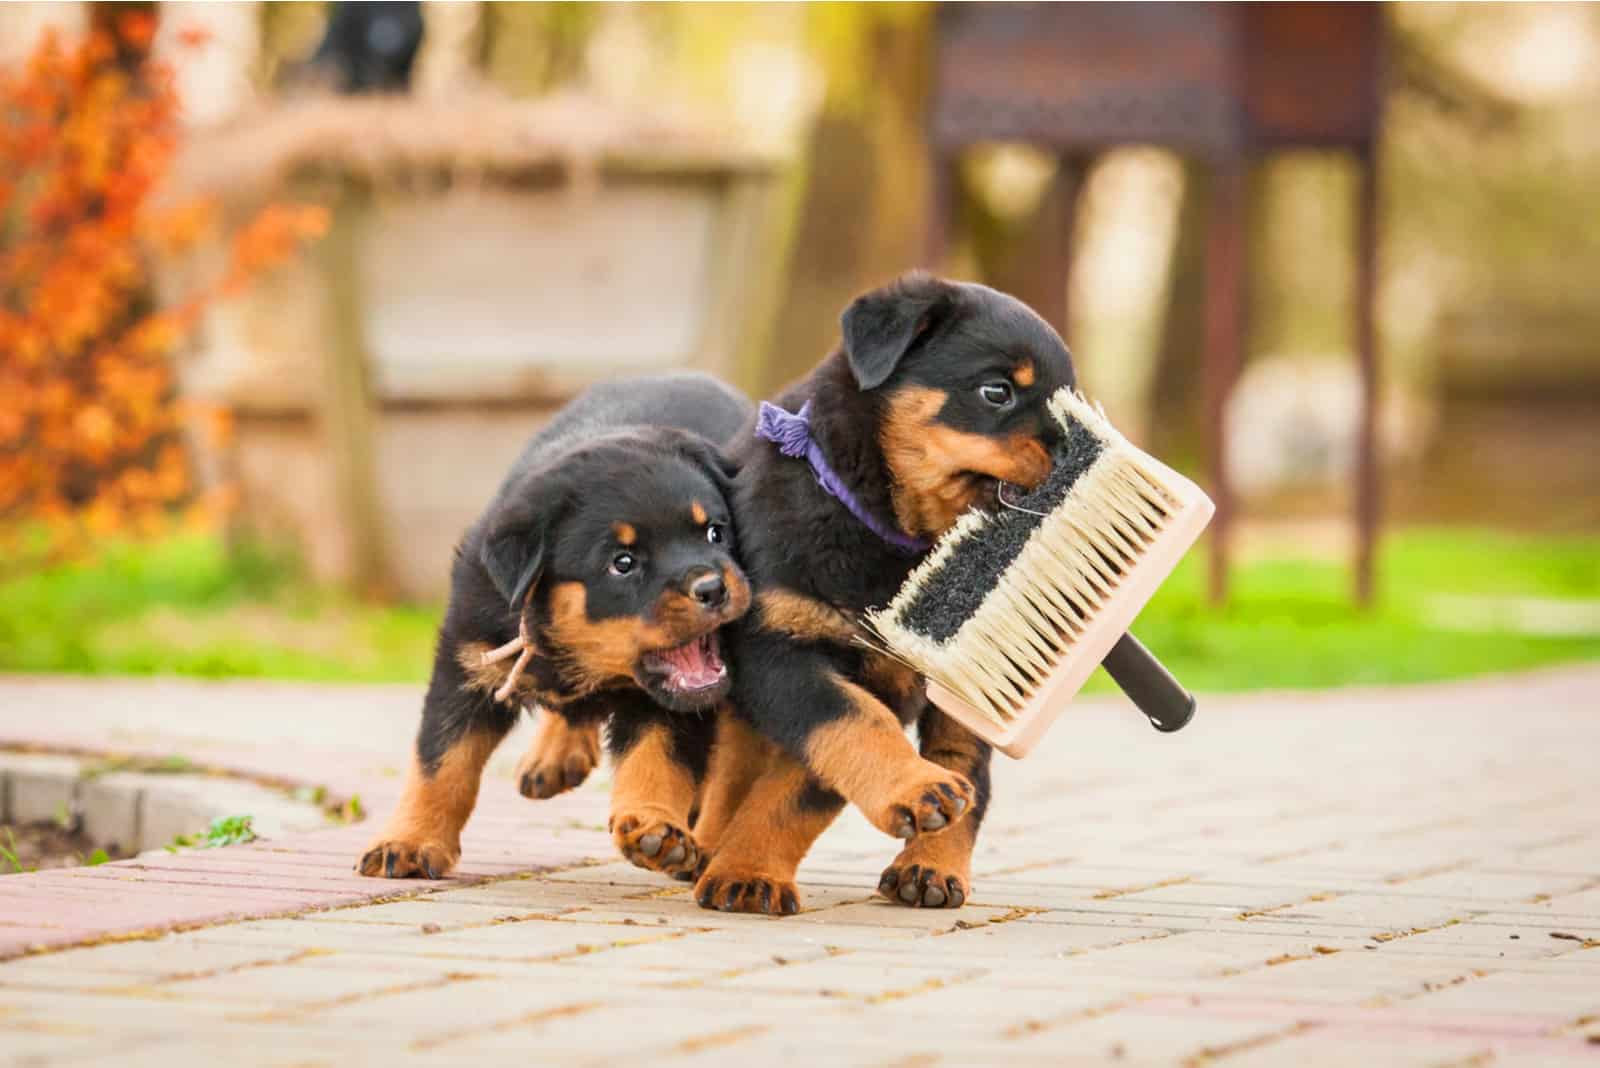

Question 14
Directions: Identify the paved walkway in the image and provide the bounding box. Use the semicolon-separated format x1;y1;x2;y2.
1;665;1598;1066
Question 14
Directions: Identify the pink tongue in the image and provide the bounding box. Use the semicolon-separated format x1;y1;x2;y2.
658;638;721;689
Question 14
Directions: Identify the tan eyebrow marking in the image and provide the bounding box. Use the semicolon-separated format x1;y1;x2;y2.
691;501;708;525
1013;360;1036;388
613;522;636;546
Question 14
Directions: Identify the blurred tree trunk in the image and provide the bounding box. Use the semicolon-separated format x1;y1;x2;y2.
1148;159;1211;462
482;1;598;96
760;6;933;396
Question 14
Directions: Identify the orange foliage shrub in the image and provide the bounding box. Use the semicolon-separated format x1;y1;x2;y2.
0;13;326;543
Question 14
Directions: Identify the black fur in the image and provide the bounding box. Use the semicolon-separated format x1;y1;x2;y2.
414;372;750;790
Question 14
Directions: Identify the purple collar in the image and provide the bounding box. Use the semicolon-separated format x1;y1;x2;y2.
755;400;931;555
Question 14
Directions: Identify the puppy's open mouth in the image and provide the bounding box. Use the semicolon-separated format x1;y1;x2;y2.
640;632;727;699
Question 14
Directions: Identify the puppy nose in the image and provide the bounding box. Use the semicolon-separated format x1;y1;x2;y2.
689;570;727;608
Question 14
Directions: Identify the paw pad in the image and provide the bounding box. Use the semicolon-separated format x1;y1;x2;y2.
612;814;700;877
356;839;457;880
878;863;967;909
694;872;800;915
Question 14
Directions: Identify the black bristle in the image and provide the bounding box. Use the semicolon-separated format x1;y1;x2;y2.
896;416;1104;642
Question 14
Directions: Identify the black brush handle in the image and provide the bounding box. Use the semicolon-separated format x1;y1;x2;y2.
1102;633;1195;733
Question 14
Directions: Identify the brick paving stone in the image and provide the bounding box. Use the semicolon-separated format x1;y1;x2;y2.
1217;1032;1497;1068
1;665;1598;1064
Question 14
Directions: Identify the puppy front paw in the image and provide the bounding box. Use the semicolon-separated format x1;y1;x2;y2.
866;763;974;841
516;717;601;800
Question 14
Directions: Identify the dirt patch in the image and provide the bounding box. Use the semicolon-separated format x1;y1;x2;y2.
1;821;130;874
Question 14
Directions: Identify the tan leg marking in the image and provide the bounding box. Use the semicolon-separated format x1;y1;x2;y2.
881;711;987;907
694;753;839;916
357;730;500;879
515;709;602;800
610;723;701;877
804;673;974;840
692;712;766;858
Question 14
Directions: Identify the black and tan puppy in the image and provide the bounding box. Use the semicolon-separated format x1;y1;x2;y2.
358;373;752;881
692;273;1074;914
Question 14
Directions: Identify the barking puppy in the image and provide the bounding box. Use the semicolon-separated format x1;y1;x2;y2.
693;273;1074;913
357;373;752;881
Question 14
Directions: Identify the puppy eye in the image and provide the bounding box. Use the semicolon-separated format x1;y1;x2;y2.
979;380;1014;407
609;552;636;576
706;523;726;545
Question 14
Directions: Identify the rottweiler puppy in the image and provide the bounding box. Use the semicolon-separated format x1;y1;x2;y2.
357;373;752;881
692;273;1074;914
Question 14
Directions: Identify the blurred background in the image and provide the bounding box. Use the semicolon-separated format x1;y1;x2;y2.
2;1;1596;696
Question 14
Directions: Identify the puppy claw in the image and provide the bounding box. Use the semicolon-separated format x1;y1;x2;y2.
874;769;975;841
877;860;969;910
671;854;709;883
357;838;458;880
611;812;699;877
515;721;600;801
695;869;800;916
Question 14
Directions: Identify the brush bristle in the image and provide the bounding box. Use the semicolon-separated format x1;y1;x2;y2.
866;389;1183;726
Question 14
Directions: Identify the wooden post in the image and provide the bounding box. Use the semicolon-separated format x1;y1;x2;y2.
317;178;389;597
703;170;791;398
1051;153;1090;348
1353;152;1381;606
1203;159;1248;606
976;153;1089;346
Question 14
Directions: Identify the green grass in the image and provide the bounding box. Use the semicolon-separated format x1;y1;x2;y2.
0;528;1596;693
1089;527;1600;693
0;535;438;684
165;815;258;853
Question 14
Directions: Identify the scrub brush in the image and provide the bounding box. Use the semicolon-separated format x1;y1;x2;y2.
866;388;1213;758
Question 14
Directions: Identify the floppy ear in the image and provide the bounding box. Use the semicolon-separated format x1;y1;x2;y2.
480;472;567;608
840;272;957;390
